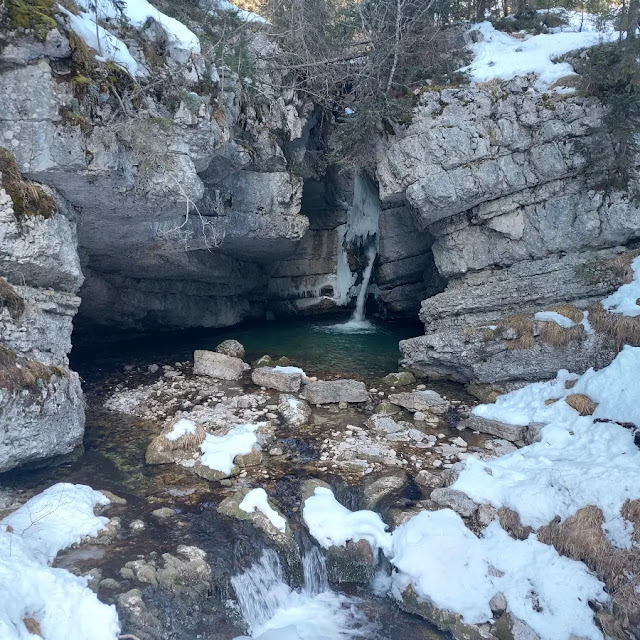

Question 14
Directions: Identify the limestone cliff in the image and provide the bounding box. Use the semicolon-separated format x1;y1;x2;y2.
0;159;84;472
377;77;639;382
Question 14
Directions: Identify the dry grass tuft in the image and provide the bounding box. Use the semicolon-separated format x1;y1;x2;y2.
621;498;640;546
544;397;560;405
0;278;25;319
565;378;578;389
0;345;66;397
539;320;585;347
23;618;42;637
538;506;640;638
498;507;533;540
565;393;598;416
488;314;535;350
163;421;206;452
588;303;640;347
605;250;640;285
0;147;55;220
548;304;585;323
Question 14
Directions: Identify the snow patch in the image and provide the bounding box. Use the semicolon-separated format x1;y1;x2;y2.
601;255;640;317
462;20;615;89
166;418;197;441
534;311;576;327
200;422;262;475
239;488;286;532
303;487;391;554
390;510;607;640
0;483;120;640
273;366;306;375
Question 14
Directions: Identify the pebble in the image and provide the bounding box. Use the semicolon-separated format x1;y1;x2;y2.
129;519;145;531
269;446;284;456
414;411;426;422
432;459;442;467
437;433;445;439
451;437;468;447
148;364;159;373
378;392;385;397
151;508;175;519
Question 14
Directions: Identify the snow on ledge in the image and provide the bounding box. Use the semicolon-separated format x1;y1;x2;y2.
0;483;120;640
602;255;640;317
461;20;616;89
303;487;392;554
239;488;286;532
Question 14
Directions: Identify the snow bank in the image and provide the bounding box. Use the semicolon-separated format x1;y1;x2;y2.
602;255;640;317
534;310;575;327
390;510;607;640
200;422;262;474
167;418;197;441
239;488;286;532
454;347;640;532
303;487;391;554
273;366;306;375
462;20;615;89
0;483;120;640
75;0;200;52
59;6;138;76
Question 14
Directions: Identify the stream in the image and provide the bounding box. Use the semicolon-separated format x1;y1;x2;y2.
3;317;456;640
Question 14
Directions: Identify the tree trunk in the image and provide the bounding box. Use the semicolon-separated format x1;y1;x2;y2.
628;0;639;39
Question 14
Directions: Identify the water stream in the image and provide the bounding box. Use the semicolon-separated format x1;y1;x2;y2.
232;548;375;640
350;243;378;325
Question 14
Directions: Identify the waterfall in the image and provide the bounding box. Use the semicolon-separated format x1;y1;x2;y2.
231;548;373;640
332;172;381;326
351;243;377;323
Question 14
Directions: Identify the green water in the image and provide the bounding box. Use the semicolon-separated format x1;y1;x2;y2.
73;317;422;379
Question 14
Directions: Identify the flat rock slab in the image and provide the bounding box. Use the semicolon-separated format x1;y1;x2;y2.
251;367;303;392
193;350;243;381
463;414;525;443
388;390;450;414
430;487;477;518
300;379;369;404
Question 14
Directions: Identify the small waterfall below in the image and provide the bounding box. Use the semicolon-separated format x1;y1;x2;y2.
231;548;374;640
351;243;377;324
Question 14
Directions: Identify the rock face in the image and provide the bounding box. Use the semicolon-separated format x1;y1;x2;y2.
377;77;640;382
0;179;84;472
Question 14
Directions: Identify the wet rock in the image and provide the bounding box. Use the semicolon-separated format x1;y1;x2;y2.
327;539;375;584
155;546;212;598
193;350;244;381
374;401;401;416
301;478;331;501
0;488;18;511
99;578;121;590
251;366;303;392
130;519;145;531
466;382;529;404
388;390;450;415
300;379;369;404
365;414;405;435
396;585;494;640
117;588;164;639
415;470;445;489
94;517;121;544
215;339;245;359
269;446;284;456
382;372;416;386
193;460;231;482
524;423;545;445
277;394;312;427
430;488;477;518
441;462;466;487
462;414;525;443
494;614;540;640
234;448;263;468
253;355;274;368
362;469;408;509
151;507;176;519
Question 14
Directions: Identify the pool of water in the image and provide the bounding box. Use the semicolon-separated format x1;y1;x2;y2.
72;316;422;380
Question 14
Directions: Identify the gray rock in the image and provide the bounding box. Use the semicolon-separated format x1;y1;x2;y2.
252;366;303;392
382;371;416;386
151;507;176;519
489;593;507;616
215;339;245;359
362;469;408;509
477;504;498;528
193;350;244;380
388;390;450;414
430;488;477;517
365;414;405;435
415;470;445;489
462;414;525;443
327;539;375;585
300;379;369;404
525;422;546;444
277;394;312;427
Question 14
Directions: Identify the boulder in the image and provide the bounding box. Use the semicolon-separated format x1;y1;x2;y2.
278;394;312;427
365;414;405;435
382;371;416;386
215;339;245;359
327;539;375;584
415;470;445;489
193;350;243;380
253;355;274;368
362;469;408;509
300;379;369;404
145;418;205;465
251;366;303;392
430;488;477;518
388;390;450;414
462;414;525;443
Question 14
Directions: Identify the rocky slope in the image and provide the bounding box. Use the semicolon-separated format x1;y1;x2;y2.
377;76;640;382
0;161;84;472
